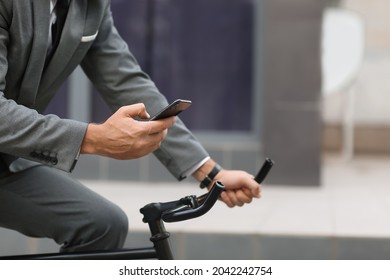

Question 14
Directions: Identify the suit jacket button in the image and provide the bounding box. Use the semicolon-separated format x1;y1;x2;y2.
51;158;58;165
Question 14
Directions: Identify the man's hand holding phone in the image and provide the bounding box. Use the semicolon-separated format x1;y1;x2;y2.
80;103;176;160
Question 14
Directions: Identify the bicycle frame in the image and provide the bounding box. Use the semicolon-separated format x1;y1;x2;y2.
0;158;274;260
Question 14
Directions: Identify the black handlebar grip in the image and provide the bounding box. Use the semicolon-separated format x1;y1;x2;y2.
254;158;274;184
162;181;225;223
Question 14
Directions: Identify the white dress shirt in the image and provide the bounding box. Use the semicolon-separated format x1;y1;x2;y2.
47;0;58;54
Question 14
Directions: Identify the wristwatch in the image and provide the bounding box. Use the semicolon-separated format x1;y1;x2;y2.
199;164;222;189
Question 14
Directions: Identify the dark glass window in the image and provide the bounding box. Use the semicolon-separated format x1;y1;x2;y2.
92;0;254;132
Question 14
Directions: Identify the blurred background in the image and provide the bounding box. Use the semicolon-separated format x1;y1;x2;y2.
2;0;390;259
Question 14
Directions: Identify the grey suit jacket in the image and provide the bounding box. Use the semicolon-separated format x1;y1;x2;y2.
0;0;208;179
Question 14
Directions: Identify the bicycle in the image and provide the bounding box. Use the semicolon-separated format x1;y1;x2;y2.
0;158;274;260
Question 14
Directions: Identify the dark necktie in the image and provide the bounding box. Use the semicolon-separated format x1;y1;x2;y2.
51;0;69;52
46;0;69;64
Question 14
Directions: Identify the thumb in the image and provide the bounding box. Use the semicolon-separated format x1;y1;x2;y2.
119;103;150;119
243;184;261;198
251;185;261;198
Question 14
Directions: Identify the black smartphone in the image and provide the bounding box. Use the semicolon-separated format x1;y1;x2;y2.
149;99;192;121
254;158;274;184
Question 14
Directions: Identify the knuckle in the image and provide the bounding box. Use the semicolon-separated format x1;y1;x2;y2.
117;106;124;113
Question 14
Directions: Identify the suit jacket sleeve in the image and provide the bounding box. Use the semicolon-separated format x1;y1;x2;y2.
80;4;209;180
0;2;87;172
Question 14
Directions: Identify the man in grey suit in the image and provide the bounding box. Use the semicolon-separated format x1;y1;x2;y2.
0;0;261;252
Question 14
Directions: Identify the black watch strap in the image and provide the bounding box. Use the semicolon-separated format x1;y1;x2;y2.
199;164;222;189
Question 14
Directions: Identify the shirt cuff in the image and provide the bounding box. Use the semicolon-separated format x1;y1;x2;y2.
70;148;81;172
181;156;210;179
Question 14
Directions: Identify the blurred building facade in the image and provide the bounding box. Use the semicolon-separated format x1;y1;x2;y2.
323;0;390;154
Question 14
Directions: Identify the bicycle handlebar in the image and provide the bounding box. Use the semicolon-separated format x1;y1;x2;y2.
140;181;225;223
162;181;224;222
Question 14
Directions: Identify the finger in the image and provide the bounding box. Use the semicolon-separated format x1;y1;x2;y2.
119;103;150;119
226;190;244;207
245;176;261;198
235;189;253;204
251;184;261;198
146;130;166;148
242;185;261;199
147;116;176;134
242;187;252;197
220;191;235;208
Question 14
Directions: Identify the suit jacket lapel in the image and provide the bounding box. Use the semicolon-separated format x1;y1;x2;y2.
40;0;87;93
17;0;50;107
